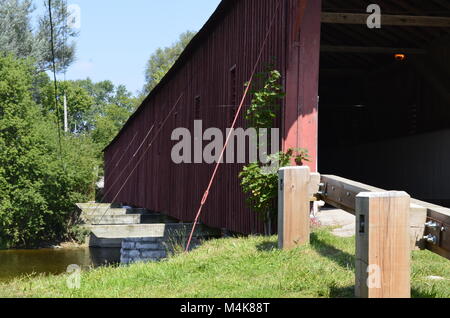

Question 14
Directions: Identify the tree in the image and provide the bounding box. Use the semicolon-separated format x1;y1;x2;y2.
41;80;94;133
91;103;134;150
0;0;35;59
0;55;98;248
142;31;196;94
76;79;138;146
78;79;116;107
41;78;138;138
35;0;78;72
0;0;78;72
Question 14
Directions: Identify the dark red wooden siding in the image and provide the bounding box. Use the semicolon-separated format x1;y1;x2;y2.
104;0;302;234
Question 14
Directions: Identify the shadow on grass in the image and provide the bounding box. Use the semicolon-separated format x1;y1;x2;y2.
256;241;278;252
329;287;439;298
411;288;441;298
310;232;355;270
329;285;355;298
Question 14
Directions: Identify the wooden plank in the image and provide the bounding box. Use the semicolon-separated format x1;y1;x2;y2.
411;200;450;259
319;175;385;214
321;45;427;55
278;166;311;250
355;192;411;298
319;175;450;258
321;12;450;28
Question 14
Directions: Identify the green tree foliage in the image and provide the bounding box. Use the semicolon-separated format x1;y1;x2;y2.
91;103;134;151
41;78;137;148
0;0;77;72
78;79;137;116
35;0;78;72
0;0;35;59
75;79;138;149
142;31;196;94
78;79;117;107
42;80;94;133
0;2;137;248
0;55;98;248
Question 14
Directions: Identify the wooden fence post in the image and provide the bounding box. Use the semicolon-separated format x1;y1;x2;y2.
278;166;311;250
355;191;411;298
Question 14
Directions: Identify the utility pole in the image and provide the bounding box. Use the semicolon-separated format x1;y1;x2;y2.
63;93;68;133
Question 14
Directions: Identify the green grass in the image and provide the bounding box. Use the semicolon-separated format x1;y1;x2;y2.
0;228;448;298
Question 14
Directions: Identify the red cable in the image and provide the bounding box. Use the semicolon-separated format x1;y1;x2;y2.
106;132;137;169
95;94;184;224
85;126;153;219
185;1;282;252
92;75;194;215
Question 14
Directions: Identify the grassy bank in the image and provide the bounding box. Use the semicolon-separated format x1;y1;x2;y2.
0;228;448;298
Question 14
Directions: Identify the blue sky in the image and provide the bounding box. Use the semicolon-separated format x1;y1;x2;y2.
35;0;221;94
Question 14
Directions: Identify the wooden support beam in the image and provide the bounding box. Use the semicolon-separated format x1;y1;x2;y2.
321;45;427;55
321;12;450;28
424;208;450;259
319;175;387;214
278;166;311;250
355;192;411;298
284;0;321;171
319;175;450;259
410;199;450;259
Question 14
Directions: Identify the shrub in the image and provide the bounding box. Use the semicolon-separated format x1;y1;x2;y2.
0;55;98;247
239;69;310;235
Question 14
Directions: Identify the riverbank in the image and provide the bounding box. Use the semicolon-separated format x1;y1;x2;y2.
0;228;448;298
0;228;90;251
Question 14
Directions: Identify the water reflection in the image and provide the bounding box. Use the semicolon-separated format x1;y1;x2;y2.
0;248;120;283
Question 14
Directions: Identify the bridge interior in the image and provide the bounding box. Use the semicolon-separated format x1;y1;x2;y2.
318;0;450;205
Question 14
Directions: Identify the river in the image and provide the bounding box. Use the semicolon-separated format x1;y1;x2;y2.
0;247;121;283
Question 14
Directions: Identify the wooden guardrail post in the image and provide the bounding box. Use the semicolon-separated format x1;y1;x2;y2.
355;191;411;298
278;166;311;250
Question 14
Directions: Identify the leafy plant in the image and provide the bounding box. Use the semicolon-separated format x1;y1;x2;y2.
239;149;309;235
291;148;311;166
239;69;309;235
245;69;284;129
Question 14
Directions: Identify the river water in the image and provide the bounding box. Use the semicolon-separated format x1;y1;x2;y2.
0;248;121;283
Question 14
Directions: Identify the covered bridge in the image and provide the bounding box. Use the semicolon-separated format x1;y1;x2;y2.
103;0;450;234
